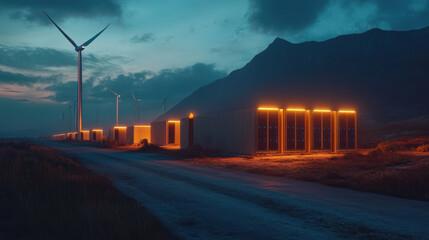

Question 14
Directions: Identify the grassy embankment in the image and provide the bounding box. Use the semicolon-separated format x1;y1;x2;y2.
0;141;178;240
191;138;429;201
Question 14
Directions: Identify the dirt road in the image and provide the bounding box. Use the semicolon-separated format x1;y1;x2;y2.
43;141;429;240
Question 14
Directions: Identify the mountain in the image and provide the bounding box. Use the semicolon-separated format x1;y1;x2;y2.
156;27;429;143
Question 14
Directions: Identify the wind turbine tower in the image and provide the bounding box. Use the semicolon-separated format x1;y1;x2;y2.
110;90;120;126
44;11;109;140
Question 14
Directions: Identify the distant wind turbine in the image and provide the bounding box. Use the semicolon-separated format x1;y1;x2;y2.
130;90;141;123
110;90;120;126
44;11;109;140
162;95;171;113
70;99;77;132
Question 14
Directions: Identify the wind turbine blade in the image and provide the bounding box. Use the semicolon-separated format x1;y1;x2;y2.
81;24;110;48
110;89;118;96
43;11;77;48
130;90;136;101
162;95;171;104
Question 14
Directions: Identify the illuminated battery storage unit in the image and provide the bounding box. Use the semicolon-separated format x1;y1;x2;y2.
257;108;280;152
91;129;103;141
285;109;306;151
113;126;127;145
127;125;151;145
338;110;357;150
67;132;77;140
313;110;332;150
80;130;90;141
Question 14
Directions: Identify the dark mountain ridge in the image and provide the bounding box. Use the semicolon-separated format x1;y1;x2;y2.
156;27;429;142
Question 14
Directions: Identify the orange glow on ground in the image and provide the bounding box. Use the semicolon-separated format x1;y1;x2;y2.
258;107;279;111
286;108;306;111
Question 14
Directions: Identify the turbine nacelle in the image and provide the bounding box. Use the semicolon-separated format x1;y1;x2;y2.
75;46;86;52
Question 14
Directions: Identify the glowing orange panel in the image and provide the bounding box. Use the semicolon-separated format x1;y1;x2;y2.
258;107;279;111
314;109;331;112
286;108;306;112
167;120;180;123
134;125;150;128
338;110;356;113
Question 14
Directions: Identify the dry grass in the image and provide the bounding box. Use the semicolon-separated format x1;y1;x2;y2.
0;141;178;240
190;149;429;201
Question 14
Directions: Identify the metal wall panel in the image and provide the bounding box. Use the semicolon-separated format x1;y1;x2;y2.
180;117;189;149
193;108;256;154
151;121;166;146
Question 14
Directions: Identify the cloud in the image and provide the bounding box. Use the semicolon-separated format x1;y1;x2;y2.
0;44;76;70
343;0;429;30
247;0;330;34
247;0;429;35
0;44;123;85
0;44;114;71
131;33;155;43
47;63;227;109
0;0;122;24
0;69;59;86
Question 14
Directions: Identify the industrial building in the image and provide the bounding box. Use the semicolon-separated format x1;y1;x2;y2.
152;107;357;154
52;106;357;155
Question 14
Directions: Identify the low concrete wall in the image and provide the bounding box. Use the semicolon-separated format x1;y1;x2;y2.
193;108;256;154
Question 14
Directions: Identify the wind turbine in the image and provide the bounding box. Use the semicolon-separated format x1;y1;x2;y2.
70;99;77;132
130;90;141;123
44;11;109;140
110;90;120;126
162;95;171;113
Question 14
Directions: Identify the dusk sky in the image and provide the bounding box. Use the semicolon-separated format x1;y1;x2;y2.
1;0;429;136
